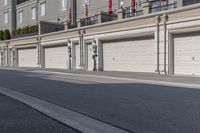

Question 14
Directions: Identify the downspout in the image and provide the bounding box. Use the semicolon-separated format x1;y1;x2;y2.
163;14;167;75
68;40;72;70
78;31;82;69
12;46;16;67
6;42;9;66
156;16;160;74
92;38;97;71
78;30;85;69
82;30;86;70
36;0;41;67
38;23;41;68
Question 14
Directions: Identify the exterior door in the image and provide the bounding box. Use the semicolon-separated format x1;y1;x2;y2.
18;48;37;67
103;37;155;72
174;32;200;76
45;46;68;69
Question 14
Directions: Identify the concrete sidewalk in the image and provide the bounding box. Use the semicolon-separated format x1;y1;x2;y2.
1;67;200;85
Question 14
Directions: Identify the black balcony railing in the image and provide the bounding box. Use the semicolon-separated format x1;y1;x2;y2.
80;15;98;27
183;0;200;6
123;6;143;18
80;11;118;27
149;0;177;13
68;24;77;29
101;12;118;23
16;0;30;5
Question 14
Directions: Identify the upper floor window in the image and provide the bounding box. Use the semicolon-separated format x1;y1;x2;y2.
4;0;8;6
31;7;36;20
40;2;46;16
81;0;90;6
60;0;67;10
4;12;9;24
18;11;23;23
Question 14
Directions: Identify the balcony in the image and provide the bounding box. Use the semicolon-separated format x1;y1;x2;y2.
183;0;200;6
149;0;177;13
79;11;117;27
16;0;30;5
67;24;78;30
80;15;98;27
122;6;143;19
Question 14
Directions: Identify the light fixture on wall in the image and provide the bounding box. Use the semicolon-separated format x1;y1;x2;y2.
120;1;124;8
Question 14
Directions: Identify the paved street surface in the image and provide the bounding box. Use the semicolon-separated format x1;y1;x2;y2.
0;69;200;133
0;93;80;133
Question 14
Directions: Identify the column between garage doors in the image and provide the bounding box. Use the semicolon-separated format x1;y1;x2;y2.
71;39;97;71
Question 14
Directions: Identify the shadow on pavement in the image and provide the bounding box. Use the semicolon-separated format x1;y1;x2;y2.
0;69;200;133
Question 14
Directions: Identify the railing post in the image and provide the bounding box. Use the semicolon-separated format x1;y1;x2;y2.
64;21;69;30
117;8;124;20
177;0;183;7
97;12;102;24
141;0;149;15
77;19;81;28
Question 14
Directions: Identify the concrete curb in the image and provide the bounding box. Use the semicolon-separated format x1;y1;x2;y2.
0;86;130;133
33;70;200;89
1;67;200;89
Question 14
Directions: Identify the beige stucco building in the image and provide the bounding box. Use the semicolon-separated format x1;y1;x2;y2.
0;0;200;76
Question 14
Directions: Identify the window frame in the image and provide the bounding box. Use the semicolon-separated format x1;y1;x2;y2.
4;0;8;6
40;2;46;17
18;10;23;23
81;0;90;6
60;0;67;11
31;7;36;20
4;11;9;24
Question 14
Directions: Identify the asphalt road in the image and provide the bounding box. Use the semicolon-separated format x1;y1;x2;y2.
0;69;200;133
0;93;80;133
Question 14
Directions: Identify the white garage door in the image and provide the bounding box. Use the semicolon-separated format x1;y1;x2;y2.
45;46;68;69
87;44;94;71
18;48;37;67
103;37;155;72
174;33;200;76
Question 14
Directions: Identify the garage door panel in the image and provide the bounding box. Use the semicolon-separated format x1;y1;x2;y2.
18;48;37;67
175;55;193;62
45;46;68;69
174;33;200;75
194;65;200;75
103;38;155;72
